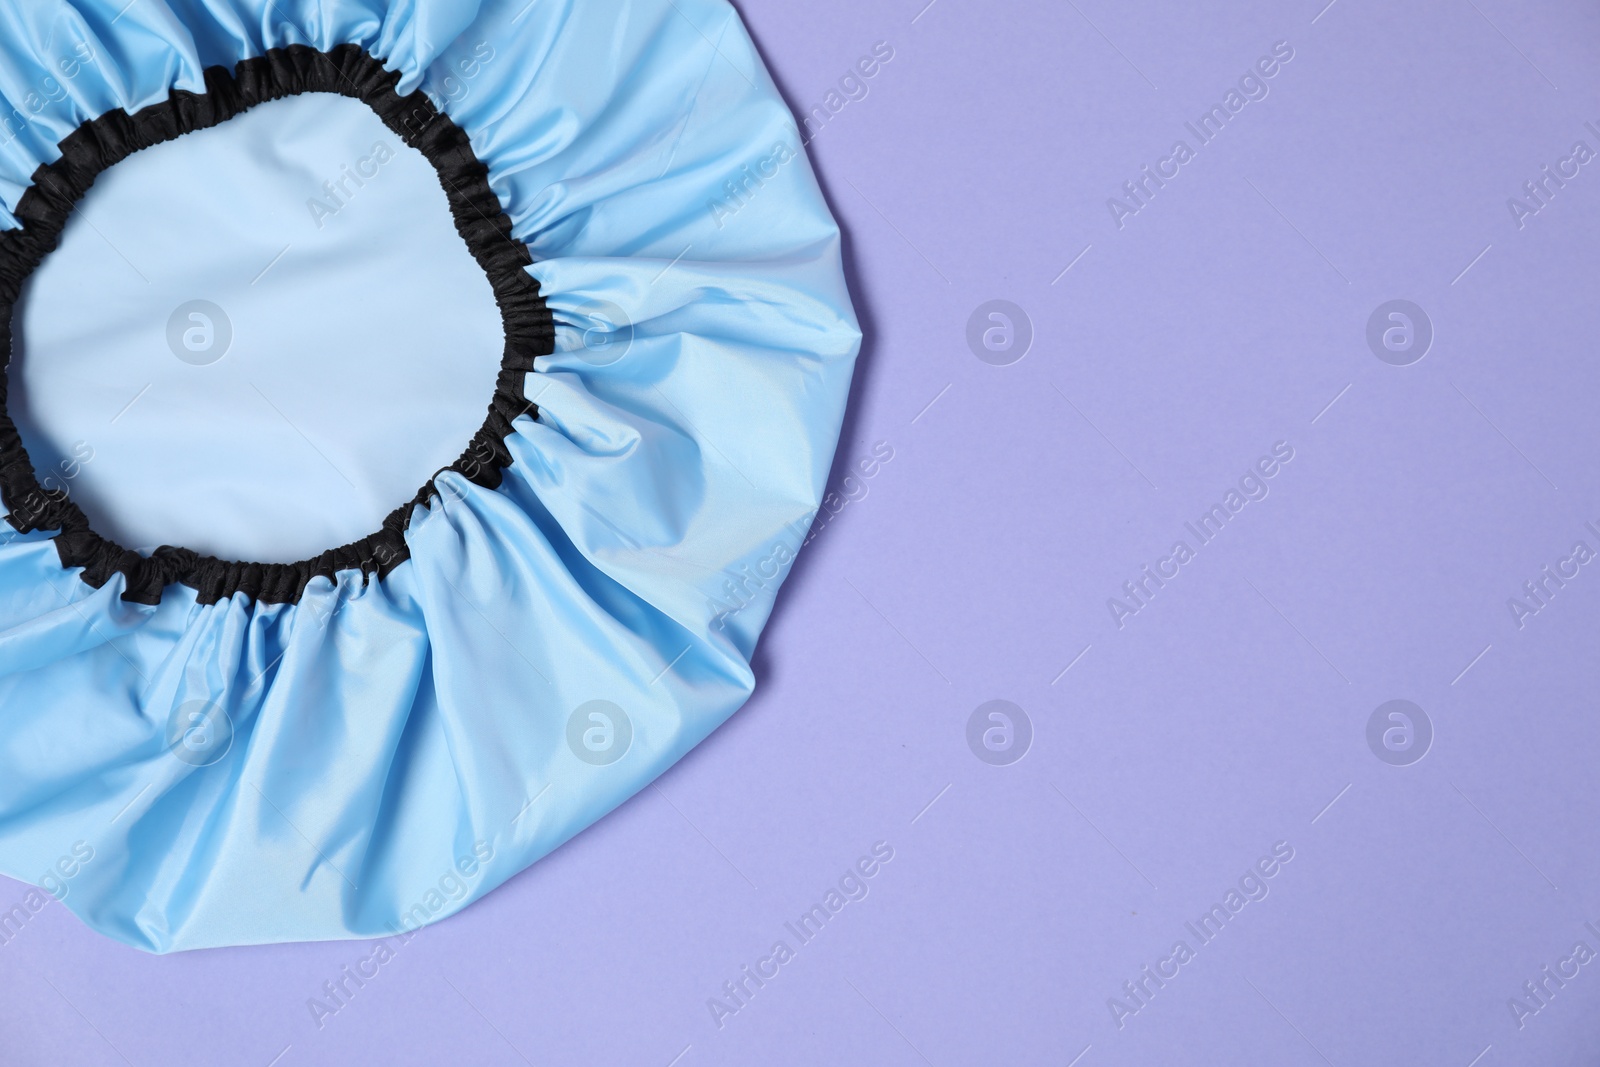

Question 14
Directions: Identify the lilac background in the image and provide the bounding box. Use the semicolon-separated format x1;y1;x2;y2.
6;0;1600;1063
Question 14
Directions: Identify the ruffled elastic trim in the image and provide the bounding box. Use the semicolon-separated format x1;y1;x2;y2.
0;44;553;606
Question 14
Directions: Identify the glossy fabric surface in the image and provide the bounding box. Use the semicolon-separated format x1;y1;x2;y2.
15;91;511;563
0;0;859;951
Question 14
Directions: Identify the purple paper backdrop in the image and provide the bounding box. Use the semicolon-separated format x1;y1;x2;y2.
6;0;1600;1064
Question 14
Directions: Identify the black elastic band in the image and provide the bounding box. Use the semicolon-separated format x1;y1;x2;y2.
0;44;553;606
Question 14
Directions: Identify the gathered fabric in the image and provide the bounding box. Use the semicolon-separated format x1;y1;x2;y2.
0;0;858;951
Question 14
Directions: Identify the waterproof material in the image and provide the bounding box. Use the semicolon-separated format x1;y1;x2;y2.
0;0;858;951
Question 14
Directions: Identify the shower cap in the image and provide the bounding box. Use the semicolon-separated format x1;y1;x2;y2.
0;0;858;951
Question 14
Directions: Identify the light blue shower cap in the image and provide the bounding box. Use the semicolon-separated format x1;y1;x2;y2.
0;0;858;951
